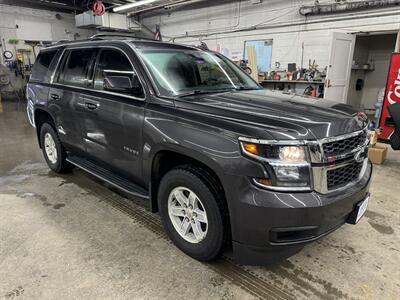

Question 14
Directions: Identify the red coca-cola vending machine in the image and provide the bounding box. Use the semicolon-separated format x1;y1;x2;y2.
379;53;400;141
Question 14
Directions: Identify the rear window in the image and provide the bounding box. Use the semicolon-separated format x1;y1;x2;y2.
31;50;58;82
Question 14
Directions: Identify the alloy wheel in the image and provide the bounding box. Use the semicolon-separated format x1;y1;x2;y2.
44;132;58;164
168;186;208;244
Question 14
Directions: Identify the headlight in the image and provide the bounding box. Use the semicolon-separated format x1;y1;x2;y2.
239;139;311;191
279;146;305;162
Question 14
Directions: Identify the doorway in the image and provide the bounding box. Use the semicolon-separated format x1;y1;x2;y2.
347;33;397;113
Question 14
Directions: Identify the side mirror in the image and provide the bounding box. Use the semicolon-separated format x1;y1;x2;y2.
103;70;142;95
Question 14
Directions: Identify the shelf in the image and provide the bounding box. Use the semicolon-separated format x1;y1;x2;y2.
259;80;325;84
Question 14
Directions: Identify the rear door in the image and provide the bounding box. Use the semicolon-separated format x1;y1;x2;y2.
27;49;59;126
49;48;97;155
82;46;146;184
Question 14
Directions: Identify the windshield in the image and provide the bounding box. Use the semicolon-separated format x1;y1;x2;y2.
136;47;260;97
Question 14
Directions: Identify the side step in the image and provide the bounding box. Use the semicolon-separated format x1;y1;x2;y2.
66;155;149;199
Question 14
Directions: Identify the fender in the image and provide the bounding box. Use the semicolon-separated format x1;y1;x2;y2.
33;106;57;148
144;142;226;184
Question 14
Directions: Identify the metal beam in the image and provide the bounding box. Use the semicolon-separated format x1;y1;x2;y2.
0;0;84;13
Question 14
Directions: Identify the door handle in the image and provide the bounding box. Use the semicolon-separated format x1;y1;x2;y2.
85;102;99;111
326;79;332;88
50;94;60;100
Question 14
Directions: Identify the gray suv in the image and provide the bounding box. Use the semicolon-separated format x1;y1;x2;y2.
26;37;372;265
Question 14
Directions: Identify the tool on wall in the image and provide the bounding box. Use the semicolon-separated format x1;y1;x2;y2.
24;40;40;59
16;49;33;79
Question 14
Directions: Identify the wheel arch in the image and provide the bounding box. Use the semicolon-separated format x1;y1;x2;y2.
34;108;56;148
149;148;227;215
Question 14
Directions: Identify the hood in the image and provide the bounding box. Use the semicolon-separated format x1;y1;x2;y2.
174;89;368;140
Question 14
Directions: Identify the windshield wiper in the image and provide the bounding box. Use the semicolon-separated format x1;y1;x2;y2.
234;86;261;91
177;89;233;97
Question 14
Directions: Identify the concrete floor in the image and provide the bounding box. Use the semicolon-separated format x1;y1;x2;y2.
0;99;399;300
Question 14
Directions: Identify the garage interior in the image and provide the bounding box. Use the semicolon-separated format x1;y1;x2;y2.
0;1;399;299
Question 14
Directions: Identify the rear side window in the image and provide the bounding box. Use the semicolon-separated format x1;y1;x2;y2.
56;49;94;88
31;50;58;82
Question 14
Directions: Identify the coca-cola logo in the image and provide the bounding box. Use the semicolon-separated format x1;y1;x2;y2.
388;67;400;105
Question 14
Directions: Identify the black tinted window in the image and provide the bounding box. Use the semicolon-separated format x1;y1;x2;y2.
94;49;133;90
58;49;93;87
31;50;58;82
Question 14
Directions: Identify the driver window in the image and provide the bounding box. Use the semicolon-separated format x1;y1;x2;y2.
94;49;142;97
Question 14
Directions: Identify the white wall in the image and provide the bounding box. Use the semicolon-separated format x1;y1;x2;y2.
141;0;400;80
0;4;93;63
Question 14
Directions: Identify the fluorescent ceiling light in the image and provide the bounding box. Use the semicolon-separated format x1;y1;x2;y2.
114;0;160;12
165;0;204;9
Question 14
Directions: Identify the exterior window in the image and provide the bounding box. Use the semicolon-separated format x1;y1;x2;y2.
31;50;58;82
58;49;93;87
93;49;142;97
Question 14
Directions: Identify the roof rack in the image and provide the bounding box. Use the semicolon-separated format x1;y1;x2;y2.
45;39;92;48
47;39;71;46
44;33;159;48
89;33;156;41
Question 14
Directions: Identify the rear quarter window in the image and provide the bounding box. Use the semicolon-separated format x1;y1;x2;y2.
31;50;58;83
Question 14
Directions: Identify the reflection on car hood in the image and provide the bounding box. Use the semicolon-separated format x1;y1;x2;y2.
174;89;368;140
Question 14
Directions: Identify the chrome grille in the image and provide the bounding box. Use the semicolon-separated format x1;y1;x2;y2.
327;161;363;190
311;129;369;193
322;131;367;157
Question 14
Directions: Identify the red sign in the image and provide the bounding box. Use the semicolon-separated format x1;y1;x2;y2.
379;53;400;140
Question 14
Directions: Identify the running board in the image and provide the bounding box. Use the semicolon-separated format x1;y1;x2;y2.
66;156;149;199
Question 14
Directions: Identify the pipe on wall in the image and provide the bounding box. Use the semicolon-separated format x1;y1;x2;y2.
299;0;400;16
165;7;400;40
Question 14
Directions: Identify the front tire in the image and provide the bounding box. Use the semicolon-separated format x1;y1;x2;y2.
40;123;71;173
158;167;227;261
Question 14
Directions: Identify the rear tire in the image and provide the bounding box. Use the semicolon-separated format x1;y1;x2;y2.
40;123;71;173
158;167;227;261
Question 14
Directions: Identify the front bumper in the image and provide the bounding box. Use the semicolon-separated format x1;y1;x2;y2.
223;160;372;265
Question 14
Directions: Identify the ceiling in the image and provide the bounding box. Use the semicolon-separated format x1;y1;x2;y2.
0;0;214;15
0;0;136;14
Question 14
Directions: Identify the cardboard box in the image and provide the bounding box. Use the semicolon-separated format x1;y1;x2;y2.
368;145;388;165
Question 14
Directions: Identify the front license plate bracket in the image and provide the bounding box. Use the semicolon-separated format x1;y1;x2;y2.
347;194;370;225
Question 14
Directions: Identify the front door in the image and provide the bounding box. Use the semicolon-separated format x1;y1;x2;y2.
324;32;356;103
82;47;146;184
